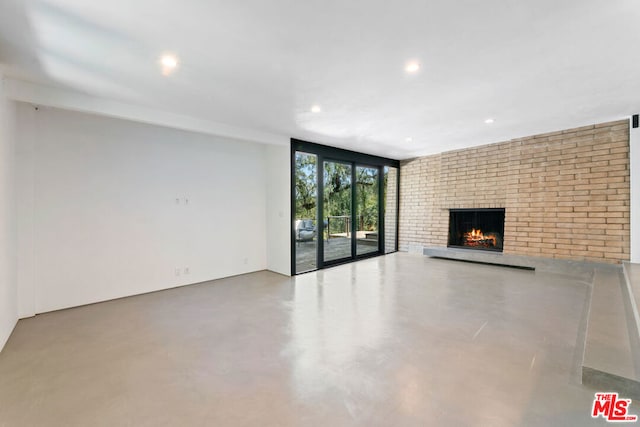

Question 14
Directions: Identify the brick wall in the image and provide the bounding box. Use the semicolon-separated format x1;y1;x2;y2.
399;120;630;263
384;166;398;253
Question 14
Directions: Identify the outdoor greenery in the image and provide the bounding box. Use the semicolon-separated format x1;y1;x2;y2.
323;162;352;235
294;152;317;220
295;152;380;234
355;166;378;232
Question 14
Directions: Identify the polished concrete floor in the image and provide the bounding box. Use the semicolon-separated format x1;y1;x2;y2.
0;254;629;426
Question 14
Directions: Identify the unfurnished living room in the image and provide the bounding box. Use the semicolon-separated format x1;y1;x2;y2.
1;1;640;426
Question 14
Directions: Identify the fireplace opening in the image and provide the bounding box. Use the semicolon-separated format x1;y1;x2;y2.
448;208;505;252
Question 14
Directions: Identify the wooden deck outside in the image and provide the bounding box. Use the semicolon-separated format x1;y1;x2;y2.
295;235;378;273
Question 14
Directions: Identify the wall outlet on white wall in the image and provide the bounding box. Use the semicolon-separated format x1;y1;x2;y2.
184;267;190;274
175;268;181;276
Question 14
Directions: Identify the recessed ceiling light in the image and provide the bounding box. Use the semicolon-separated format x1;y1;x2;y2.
405;61;420;73
311;105;322;113
484;118;495;124
406;137;413;143
161;55;177;68
160;54;178;75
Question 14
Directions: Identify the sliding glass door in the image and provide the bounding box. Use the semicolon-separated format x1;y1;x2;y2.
355;166;379;256
291;140;399;275
323;160;352;263
294;152;318;273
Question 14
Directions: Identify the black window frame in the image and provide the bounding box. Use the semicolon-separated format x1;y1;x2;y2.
291;139;400;275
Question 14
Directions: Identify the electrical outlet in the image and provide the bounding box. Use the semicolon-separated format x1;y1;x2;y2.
243;258;248;265
175;268;181;276
184;267;190;274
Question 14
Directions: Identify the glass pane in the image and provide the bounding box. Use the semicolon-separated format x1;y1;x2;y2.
324;161;352;262
356;166;379;256
384;166;398;254
294;152;318;273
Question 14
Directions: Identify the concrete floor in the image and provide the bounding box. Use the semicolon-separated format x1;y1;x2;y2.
0;253;627;426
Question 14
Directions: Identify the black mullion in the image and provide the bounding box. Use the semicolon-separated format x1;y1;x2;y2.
351;163;357;260
317;155;325;269
378;165;384;254
395;167;400;252
290;147;296;275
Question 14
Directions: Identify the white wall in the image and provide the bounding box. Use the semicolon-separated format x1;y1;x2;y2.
16;105;269;314
265;145;291;275
0;76;18;351
16;104;36;317
631;118;640;263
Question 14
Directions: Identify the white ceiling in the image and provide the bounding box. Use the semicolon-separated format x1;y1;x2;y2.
1;0;639;159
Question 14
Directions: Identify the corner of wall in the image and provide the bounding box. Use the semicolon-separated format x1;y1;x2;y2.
0;75;19;352
631;117;640;263
15;102;36;318
265;144;292;276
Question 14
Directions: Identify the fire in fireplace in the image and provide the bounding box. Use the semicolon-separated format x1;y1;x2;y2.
448;208;505;252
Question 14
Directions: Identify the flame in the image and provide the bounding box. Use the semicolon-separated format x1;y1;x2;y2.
463;228;497;247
